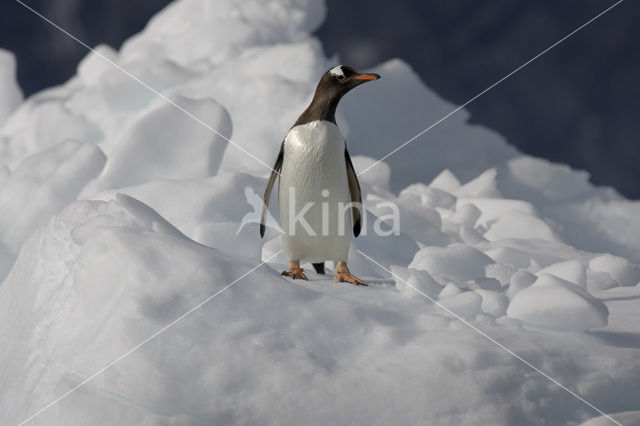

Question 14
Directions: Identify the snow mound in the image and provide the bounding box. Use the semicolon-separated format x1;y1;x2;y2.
507;274;609;331
454;168;501;198
506;155;594;201
0;140;105;276
506;269;537;298
439;281;462;299
409;243;494;282
352;155;391;191
83;95;231;194
429;169;461;193
475;289;508;317
0;49;23;126
484;210;560;242
389;265;442;298
537;260;587;289
437;291;482;318
457;197;537;228
484;262;517;286
588;253;640;287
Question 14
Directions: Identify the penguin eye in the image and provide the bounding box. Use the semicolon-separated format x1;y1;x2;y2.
337;74;345;81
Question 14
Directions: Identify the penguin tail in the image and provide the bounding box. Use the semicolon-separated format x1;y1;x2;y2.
312;262;325;275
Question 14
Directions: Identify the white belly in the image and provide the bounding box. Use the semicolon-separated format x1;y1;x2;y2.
279;120;352;263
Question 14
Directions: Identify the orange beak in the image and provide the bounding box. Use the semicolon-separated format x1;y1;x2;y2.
354;73;380;81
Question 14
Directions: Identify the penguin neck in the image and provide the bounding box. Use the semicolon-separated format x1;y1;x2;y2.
294;91;342;126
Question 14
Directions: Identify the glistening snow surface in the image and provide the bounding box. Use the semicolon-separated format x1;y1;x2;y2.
1;0;640;425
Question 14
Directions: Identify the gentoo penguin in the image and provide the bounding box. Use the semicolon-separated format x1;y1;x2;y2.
260;65;380;285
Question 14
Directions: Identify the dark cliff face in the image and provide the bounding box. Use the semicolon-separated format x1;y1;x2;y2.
1;0;639;197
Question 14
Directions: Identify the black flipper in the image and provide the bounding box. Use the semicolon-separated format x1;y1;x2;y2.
312;262;325;275
260;142;284;238
345;148;363;237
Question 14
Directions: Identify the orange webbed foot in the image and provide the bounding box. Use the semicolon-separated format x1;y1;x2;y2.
333;261;366;286
281;262;308;280
333;272;366;286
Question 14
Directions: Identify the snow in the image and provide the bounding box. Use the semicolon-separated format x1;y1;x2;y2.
429;168;461;193
472;277;502;292
450;202;481;228
437;291;483;318
83;95;231;194
484;262;517;286
0;0;639;424
506;269;537;298
352;155;391;191
537;259;588;289
389;265;443;299
0;140;105;277
589;253;640;287
475;289;509;318
453;167;501;198
439;281;462;299
507;274;609;331
484;246;536;269
409;243;494;282
484;209;561;242
456;197;537;228
0;49;23;126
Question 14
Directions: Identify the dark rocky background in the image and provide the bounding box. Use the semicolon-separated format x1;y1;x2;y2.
1;0;638;196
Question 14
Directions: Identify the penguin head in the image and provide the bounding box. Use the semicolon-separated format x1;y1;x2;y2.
316;65;381;101
296;65;380;125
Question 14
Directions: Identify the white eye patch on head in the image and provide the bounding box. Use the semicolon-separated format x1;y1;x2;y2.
329;66;344;78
